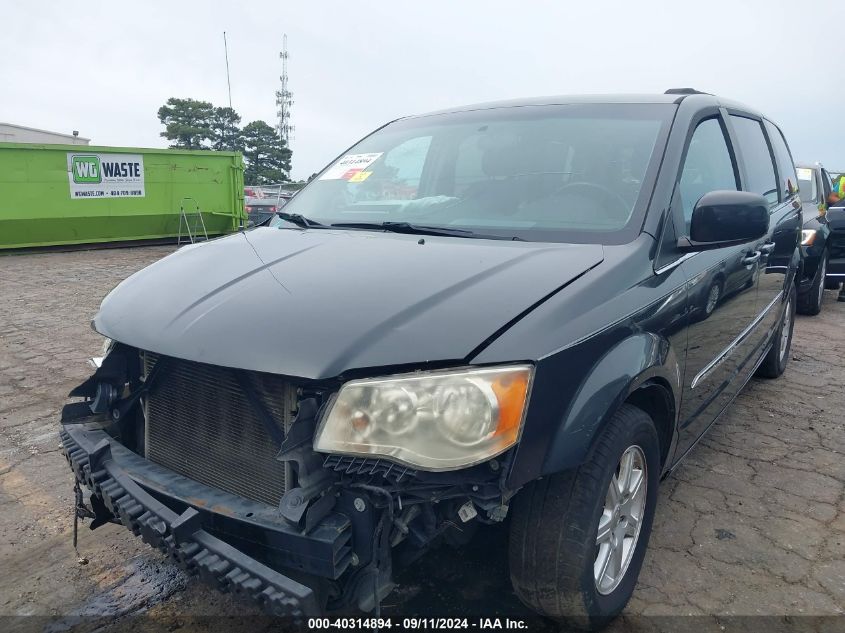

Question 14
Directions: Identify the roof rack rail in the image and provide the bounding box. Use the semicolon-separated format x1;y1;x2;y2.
664;88;710;95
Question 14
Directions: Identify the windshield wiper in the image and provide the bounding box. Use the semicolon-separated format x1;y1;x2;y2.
330;221;520;240
275;211;326;229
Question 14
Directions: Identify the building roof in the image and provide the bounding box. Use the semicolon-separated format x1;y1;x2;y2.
0;122;90;142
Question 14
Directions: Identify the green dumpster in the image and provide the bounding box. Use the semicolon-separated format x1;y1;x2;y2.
0;143;246;250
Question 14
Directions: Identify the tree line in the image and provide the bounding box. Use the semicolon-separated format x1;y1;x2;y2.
157;98;292;185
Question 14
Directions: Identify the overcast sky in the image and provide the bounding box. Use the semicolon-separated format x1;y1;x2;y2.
3;0;842;179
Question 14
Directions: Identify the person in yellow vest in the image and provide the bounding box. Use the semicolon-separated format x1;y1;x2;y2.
831;174;845;206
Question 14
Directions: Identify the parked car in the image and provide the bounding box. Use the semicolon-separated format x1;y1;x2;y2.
61;90;801;629
794;163;838;313
245;196;286;225
824;172;845;294
689;248;760;321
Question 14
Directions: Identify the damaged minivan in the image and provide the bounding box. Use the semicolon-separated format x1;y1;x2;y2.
61;91;801;628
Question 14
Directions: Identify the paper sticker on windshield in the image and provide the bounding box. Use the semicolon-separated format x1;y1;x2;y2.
319;153;383;180
348;170;372;183
796;168;813;181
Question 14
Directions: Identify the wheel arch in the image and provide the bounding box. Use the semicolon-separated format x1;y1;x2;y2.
624;379;676;470
792;244;804;287
799;217;831;279
533;333;681;484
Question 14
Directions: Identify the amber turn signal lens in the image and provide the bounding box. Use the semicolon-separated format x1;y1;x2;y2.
491;371;530;443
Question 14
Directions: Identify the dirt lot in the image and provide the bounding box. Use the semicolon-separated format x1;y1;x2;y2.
1;246;843;632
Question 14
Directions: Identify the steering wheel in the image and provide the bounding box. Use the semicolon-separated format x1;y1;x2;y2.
551;182;631;218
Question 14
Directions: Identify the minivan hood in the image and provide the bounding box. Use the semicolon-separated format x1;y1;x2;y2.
94;228;603;379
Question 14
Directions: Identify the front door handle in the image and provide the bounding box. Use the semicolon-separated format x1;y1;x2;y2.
742;251;761;265
759;242;776;254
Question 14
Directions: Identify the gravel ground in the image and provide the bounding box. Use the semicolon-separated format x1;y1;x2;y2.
0;245;843;632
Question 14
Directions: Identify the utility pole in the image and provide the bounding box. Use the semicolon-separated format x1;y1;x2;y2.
276;34;294;146
223;31;233;110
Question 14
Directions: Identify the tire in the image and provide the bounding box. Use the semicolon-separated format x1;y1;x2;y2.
509;404;660;630
702;279;722;319
824;278;840;291
756;283;796;378
797;251;827;316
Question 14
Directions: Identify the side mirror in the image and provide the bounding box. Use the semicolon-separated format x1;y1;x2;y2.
678;190;769;251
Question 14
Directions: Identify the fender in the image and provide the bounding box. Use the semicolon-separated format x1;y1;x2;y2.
506;331;682;490
799;214;830;274
542;333;680;478
789;245;802;291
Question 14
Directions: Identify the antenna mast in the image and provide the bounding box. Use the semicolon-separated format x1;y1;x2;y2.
276;34;294;145
223;31;233;110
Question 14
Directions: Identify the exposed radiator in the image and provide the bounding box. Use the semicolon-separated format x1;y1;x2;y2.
142;352;296;507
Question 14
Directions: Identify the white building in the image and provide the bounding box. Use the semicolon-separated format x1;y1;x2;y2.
0;123;90;145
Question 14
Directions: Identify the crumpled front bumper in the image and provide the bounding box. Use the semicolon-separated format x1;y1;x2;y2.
61;422;345;618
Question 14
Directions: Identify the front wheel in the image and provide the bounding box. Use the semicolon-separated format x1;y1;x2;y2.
509;404;660;630
756;283;796;378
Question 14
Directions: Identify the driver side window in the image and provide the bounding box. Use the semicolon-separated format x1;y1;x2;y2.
679;118;739;233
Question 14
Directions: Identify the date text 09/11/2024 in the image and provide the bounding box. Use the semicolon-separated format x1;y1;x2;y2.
307;618;529;630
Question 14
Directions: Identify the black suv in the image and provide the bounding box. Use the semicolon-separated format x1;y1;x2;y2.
62;91;801;628
795;162;844;312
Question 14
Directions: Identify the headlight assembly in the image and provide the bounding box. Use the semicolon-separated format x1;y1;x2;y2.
88;337;114;369
801;229;817;246
313;365;533;471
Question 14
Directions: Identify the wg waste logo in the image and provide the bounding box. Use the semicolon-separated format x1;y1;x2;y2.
67;152;145;198
71;155;102;184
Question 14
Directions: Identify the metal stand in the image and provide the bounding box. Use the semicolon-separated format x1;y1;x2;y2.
177;197;209;246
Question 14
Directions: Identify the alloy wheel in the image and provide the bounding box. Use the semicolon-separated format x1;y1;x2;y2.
705;284;720;315
594;445;647;595
779;295;792;362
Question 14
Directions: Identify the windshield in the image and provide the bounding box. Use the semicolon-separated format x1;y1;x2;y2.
796;167;817;203
274;104;674;242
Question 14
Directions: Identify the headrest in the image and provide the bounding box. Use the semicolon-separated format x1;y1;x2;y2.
479;133;563;179
477;131;522;178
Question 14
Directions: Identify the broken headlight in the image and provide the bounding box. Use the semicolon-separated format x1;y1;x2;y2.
313;365;533;471
88;337;114;370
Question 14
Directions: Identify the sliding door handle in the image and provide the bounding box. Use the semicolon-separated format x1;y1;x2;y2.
742;251;761;265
